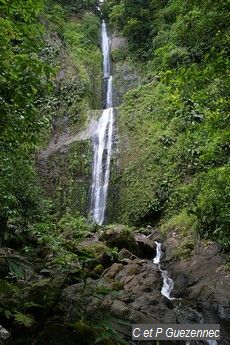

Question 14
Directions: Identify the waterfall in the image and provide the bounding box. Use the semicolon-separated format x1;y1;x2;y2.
90;18;114;225
153;241;175;300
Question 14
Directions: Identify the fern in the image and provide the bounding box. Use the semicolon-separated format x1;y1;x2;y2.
13;312;35;327
93;318;130;345
6;258;25;279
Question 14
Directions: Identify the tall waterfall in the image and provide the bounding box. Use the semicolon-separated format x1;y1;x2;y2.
90;19;114;225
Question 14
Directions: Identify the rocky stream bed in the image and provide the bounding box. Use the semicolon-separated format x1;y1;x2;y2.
0;226;229;345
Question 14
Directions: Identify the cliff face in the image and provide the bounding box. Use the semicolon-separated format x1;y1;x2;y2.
106;34;144;223
36;13;102;218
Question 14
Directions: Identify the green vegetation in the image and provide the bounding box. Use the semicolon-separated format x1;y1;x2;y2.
0;0;229;342
0;0;101;240
105;0;230;248
0;0;53;232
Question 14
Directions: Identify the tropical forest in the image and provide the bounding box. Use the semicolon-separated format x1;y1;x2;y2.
0;0;229;344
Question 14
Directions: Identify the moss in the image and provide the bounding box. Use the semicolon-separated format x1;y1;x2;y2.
41;139;92;218
91;264;104;276
127;267;139;275
160;210;197;235
222;262;230;272
173;238;196;260
38;11;102;220
111;281;124;291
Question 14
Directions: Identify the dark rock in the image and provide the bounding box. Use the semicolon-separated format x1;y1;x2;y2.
0;258;9;278
134;233;156;258
173;272;189;298
174;304;203;323
118;248;137;261
103;259;161;294
33;323;84;345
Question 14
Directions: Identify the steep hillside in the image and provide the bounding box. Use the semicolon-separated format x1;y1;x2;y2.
104;0;230;248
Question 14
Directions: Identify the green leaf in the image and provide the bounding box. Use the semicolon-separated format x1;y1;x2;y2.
13;312;35;327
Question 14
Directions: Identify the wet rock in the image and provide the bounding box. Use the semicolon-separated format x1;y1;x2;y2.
163;232;230;343
111;35;126;51
173;271;189;298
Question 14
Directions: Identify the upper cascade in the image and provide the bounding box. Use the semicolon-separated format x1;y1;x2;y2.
102;20;110;79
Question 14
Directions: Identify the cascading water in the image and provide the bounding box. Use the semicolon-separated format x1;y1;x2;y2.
153;242;218;345
153;241;174;300
90;17;114;225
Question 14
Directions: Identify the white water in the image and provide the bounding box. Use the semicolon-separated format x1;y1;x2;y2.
153;240;161;264
153;241;174;300
154;242;218;345
91;18;114;225
102;20;110;79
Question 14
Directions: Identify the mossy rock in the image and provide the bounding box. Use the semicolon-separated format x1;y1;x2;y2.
79;242;116;268
90;264;104;278
99;225;139;256
173;238;195;260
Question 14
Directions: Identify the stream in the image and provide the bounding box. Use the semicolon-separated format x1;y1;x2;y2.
153;241;218;345
153;241;175;300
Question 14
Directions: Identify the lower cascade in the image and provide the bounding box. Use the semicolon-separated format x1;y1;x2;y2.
153;241;174;300
91;107;114;224
90;19;114;225
154;242;219;345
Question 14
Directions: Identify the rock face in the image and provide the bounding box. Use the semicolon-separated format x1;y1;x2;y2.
164;232;230;345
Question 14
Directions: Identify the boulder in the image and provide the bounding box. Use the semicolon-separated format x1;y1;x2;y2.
103;260;161;294
118;248;137;261
0;325;10;341
99;225;139;255
134;233;156;258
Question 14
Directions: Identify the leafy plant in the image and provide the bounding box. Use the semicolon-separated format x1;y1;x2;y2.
13;311;35;327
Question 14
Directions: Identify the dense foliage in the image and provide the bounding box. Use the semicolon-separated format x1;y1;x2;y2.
106;0;230;247
0;0;53;232
0;0;100;239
